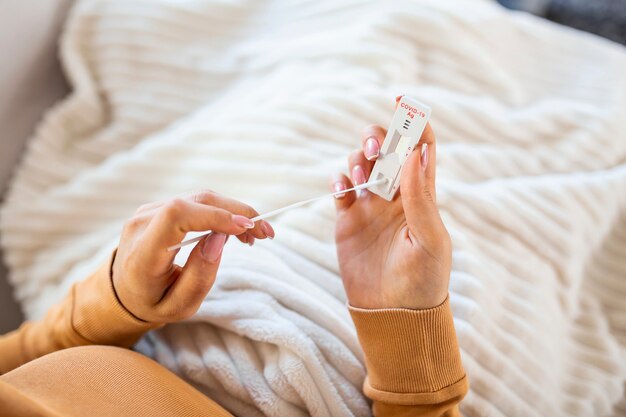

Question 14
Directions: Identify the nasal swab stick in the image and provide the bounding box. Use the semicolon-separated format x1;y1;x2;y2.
167;177;388;251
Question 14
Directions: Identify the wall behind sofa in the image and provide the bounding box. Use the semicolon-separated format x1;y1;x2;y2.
0;0;73;332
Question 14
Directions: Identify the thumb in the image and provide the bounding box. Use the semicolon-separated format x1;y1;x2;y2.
400;124;441;241
156;233;226;320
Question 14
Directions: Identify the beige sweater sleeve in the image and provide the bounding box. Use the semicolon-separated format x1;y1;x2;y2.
0;253;161;374
349;297;468;417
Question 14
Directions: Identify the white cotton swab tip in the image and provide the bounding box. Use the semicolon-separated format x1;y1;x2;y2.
167;177;388;251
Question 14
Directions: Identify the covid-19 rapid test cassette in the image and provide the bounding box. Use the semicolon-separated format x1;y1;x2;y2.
169;96;431;251
367;96;431;201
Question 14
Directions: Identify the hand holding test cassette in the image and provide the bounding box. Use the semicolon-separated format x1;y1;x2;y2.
332;95;451;310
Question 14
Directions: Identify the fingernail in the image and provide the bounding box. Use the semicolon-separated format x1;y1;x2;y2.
202;233;227;262
421;144;429;171
248;236;255;247
364;137;380;161
232;215;254;229
352;165;366;186
261;221;275;239
333;181;346;199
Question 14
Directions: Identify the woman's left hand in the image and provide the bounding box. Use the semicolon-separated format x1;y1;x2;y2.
332;97;451;310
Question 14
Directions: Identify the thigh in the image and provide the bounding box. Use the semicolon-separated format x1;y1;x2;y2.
1;345;232;417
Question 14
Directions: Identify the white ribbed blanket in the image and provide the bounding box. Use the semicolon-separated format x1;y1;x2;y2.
2;1;626;416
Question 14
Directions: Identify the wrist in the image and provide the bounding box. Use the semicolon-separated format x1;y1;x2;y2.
390;285;448;310
346;282;448;310
111;251;149;323
72;251;162;347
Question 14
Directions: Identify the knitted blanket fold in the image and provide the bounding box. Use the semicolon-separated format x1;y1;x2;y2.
1;1;625;416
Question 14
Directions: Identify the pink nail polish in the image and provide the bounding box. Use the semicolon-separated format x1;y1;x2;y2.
364;137;380;161
233;215;254;229
261;221;275;239
352;165;366;186
421;144;429;171
202;233;227;262
333;182;346;199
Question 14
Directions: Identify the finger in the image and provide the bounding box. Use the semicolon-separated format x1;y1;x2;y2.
236;233;248;244
361;125;386;162
400;123;440;239
135;200;166;215
348;149;370;187
330;173;355;211
157;232;226;320
235;231;256;246
189;191;273;240
395;95;403;109
120;212;156;241
418;123;437;196
137;199;255;274
133;191;274;240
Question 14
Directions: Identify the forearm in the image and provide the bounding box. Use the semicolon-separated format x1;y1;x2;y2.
0;253;160;374
0;299;82;374
350;296;468;417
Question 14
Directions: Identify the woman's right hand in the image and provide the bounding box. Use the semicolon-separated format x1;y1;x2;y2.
112;191;275;323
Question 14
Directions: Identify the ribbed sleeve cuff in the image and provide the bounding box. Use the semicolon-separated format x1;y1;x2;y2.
349;296;467;403
71;252;162;348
